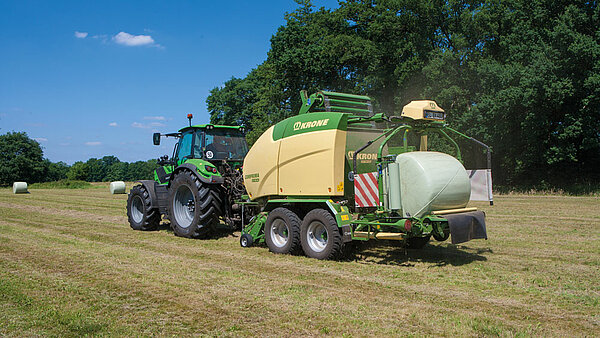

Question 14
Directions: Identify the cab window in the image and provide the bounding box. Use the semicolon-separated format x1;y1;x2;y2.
204;129;248;160
177;132;193;163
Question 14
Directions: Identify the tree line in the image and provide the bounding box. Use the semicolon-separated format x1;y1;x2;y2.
207;0;600;189
0;132;157;186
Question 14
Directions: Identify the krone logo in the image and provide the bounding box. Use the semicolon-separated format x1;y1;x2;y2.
347;151;377;161
429;102;436;109
293;119;330;131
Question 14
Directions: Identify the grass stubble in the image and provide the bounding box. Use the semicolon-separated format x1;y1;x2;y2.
0;187;598;336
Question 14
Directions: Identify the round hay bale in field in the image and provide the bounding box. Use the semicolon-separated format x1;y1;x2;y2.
13;182;28;194
110;181;126;194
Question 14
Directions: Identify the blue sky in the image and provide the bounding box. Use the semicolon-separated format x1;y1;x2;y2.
0;0;338;164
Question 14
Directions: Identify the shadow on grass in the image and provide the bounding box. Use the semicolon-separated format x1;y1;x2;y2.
154;221;237;240
346;240;491;267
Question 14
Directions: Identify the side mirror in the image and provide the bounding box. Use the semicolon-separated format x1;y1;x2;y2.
153;133;161;145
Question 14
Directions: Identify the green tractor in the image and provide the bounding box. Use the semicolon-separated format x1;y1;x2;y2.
126;114;250;238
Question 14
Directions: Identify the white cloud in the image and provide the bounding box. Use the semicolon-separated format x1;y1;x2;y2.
74;31;88;39
113;32;156;47
143;116;166;121
75;31;161;47
132;122;166;129
91;34;109;43
85;141;101;146
109;122;118;127
34;137;48;142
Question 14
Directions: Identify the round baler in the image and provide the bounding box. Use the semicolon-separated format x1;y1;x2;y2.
239;90;489;259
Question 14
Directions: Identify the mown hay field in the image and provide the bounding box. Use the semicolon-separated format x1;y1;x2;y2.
0;186;598;336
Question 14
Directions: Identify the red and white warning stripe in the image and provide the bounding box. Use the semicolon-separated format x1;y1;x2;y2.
354;172;379;207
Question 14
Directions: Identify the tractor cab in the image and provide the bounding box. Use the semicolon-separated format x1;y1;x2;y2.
151;123;248;186
175;125;248;165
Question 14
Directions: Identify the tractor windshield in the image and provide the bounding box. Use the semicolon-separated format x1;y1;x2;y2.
201;129;248;161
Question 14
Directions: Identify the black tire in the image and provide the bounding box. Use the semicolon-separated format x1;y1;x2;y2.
126;185;160;231
240;233;253;247
264;207;301;254
300;209;342;260
406;235;431;249
167;170;222;239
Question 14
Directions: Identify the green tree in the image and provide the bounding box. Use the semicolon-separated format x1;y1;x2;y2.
208;0;440;143
207;0;600;188
44;160;69;181
101;155;120;168
85;158;105;182
105;162;128;182
423;0;600;186
144;159;158;180
125;160;156;181
0;132;46;185
67;161;89;181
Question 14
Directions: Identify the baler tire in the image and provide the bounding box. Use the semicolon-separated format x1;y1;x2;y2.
300;209;342;260
168;170;221;239
126;184;160;231
264;207;301;254
240;233;253;248
406;235;431;249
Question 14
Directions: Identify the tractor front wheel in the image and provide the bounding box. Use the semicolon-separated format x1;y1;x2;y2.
300;209;342;260
264;207;301;254
126;185;160;231
168;170;222;238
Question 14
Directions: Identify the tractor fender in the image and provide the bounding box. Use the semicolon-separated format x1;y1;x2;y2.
173;163;225;185
134;180;159;209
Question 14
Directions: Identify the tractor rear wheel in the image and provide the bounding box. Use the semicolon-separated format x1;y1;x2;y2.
264;207;301;254
300;209;342;260
127;185;160;231
168;170;222;238
406;235;431;249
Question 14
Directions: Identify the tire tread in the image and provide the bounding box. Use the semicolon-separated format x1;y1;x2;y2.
264;207;301;254
126;184;160;231
300;208;342;260
168;169;221;239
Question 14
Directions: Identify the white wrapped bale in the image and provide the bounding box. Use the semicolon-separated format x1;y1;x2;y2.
13;182;28;194
110;181;126;194
396;152;471;218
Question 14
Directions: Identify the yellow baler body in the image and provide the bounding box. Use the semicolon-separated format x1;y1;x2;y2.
243;117;347;200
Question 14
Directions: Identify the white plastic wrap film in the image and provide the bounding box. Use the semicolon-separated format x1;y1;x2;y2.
110;181;126;194
12;182;28;194
467;169;493;202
